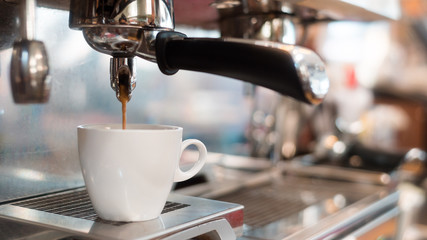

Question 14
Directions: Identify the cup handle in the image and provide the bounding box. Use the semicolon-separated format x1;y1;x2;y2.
173;139;207;182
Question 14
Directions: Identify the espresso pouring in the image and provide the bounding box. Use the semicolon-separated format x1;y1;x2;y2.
119;84;129;129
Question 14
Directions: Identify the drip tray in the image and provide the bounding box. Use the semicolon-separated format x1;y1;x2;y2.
210;175;390;239
216;176;382;228
0;188;244;239
10;189;189;225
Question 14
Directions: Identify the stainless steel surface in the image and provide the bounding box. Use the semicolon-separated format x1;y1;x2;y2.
0;154;398;240
293;0;401;21
174;154;396;239
0;0;402;51
1;7;84;203
69;0;175;30
215;176;382;228
0;189;244;239
214;0;400;21
68;0;172;62
220;14;305;45
286;191;399;239
21;0;36;40
0;218;75;240
10;40;50;103
344;207;399;239
27;0;402;22
10;0;50;103
110;57;136;101
69;0;174;60
9;189;189;221
284;157;392;185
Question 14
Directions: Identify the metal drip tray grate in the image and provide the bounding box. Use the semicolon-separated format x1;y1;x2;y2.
217;185;308;227
215;177;382;228
11;189;189;224
0;188;243;240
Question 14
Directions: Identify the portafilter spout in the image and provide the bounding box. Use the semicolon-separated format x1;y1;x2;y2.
69;0;329;104
110;57;136;102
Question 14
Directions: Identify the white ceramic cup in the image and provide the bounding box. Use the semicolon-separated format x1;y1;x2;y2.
77;124;207;222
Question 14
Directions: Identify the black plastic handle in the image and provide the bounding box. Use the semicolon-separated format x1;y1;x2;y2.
155;31;324;104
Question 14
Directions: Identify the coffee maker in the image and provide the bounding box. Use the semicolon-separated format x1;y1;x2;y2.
67;0;329;104
0;0;405;239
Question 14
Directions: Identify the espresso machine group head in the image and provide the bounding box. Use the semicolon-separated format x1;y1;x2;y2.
69;0;329;104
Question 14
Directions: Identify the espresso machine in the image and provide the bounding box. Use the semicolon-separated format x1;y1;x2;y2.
0;0;411;239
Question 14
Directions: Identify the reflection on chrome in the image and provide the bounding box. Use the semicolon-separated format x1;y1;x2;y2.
15;168;46;181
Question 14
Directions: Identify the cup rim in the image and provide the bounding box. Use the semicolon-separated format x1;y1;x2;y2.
77;123;182;132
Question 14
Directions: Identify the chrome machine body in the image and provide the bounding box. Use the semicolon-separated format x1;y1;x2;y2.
68;0;329;104
0;0;413;239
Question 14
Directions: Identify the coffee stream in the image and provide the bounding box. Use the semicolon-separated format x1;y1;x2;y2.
119;84;129;130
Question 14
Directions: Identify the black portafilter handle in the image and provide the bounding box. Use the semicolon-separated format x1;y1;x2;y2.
155;31;329;104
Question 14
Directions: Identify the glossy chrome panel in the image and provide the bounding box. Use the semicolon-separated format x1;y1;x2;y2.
70;0;174;60
10;0;50;103
69;0;174;29
286;191;399;239
10;40;50;103
220;15;304;45
82;27;142;57
214;0;400;21
110;57;136;101
81;27;159;61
